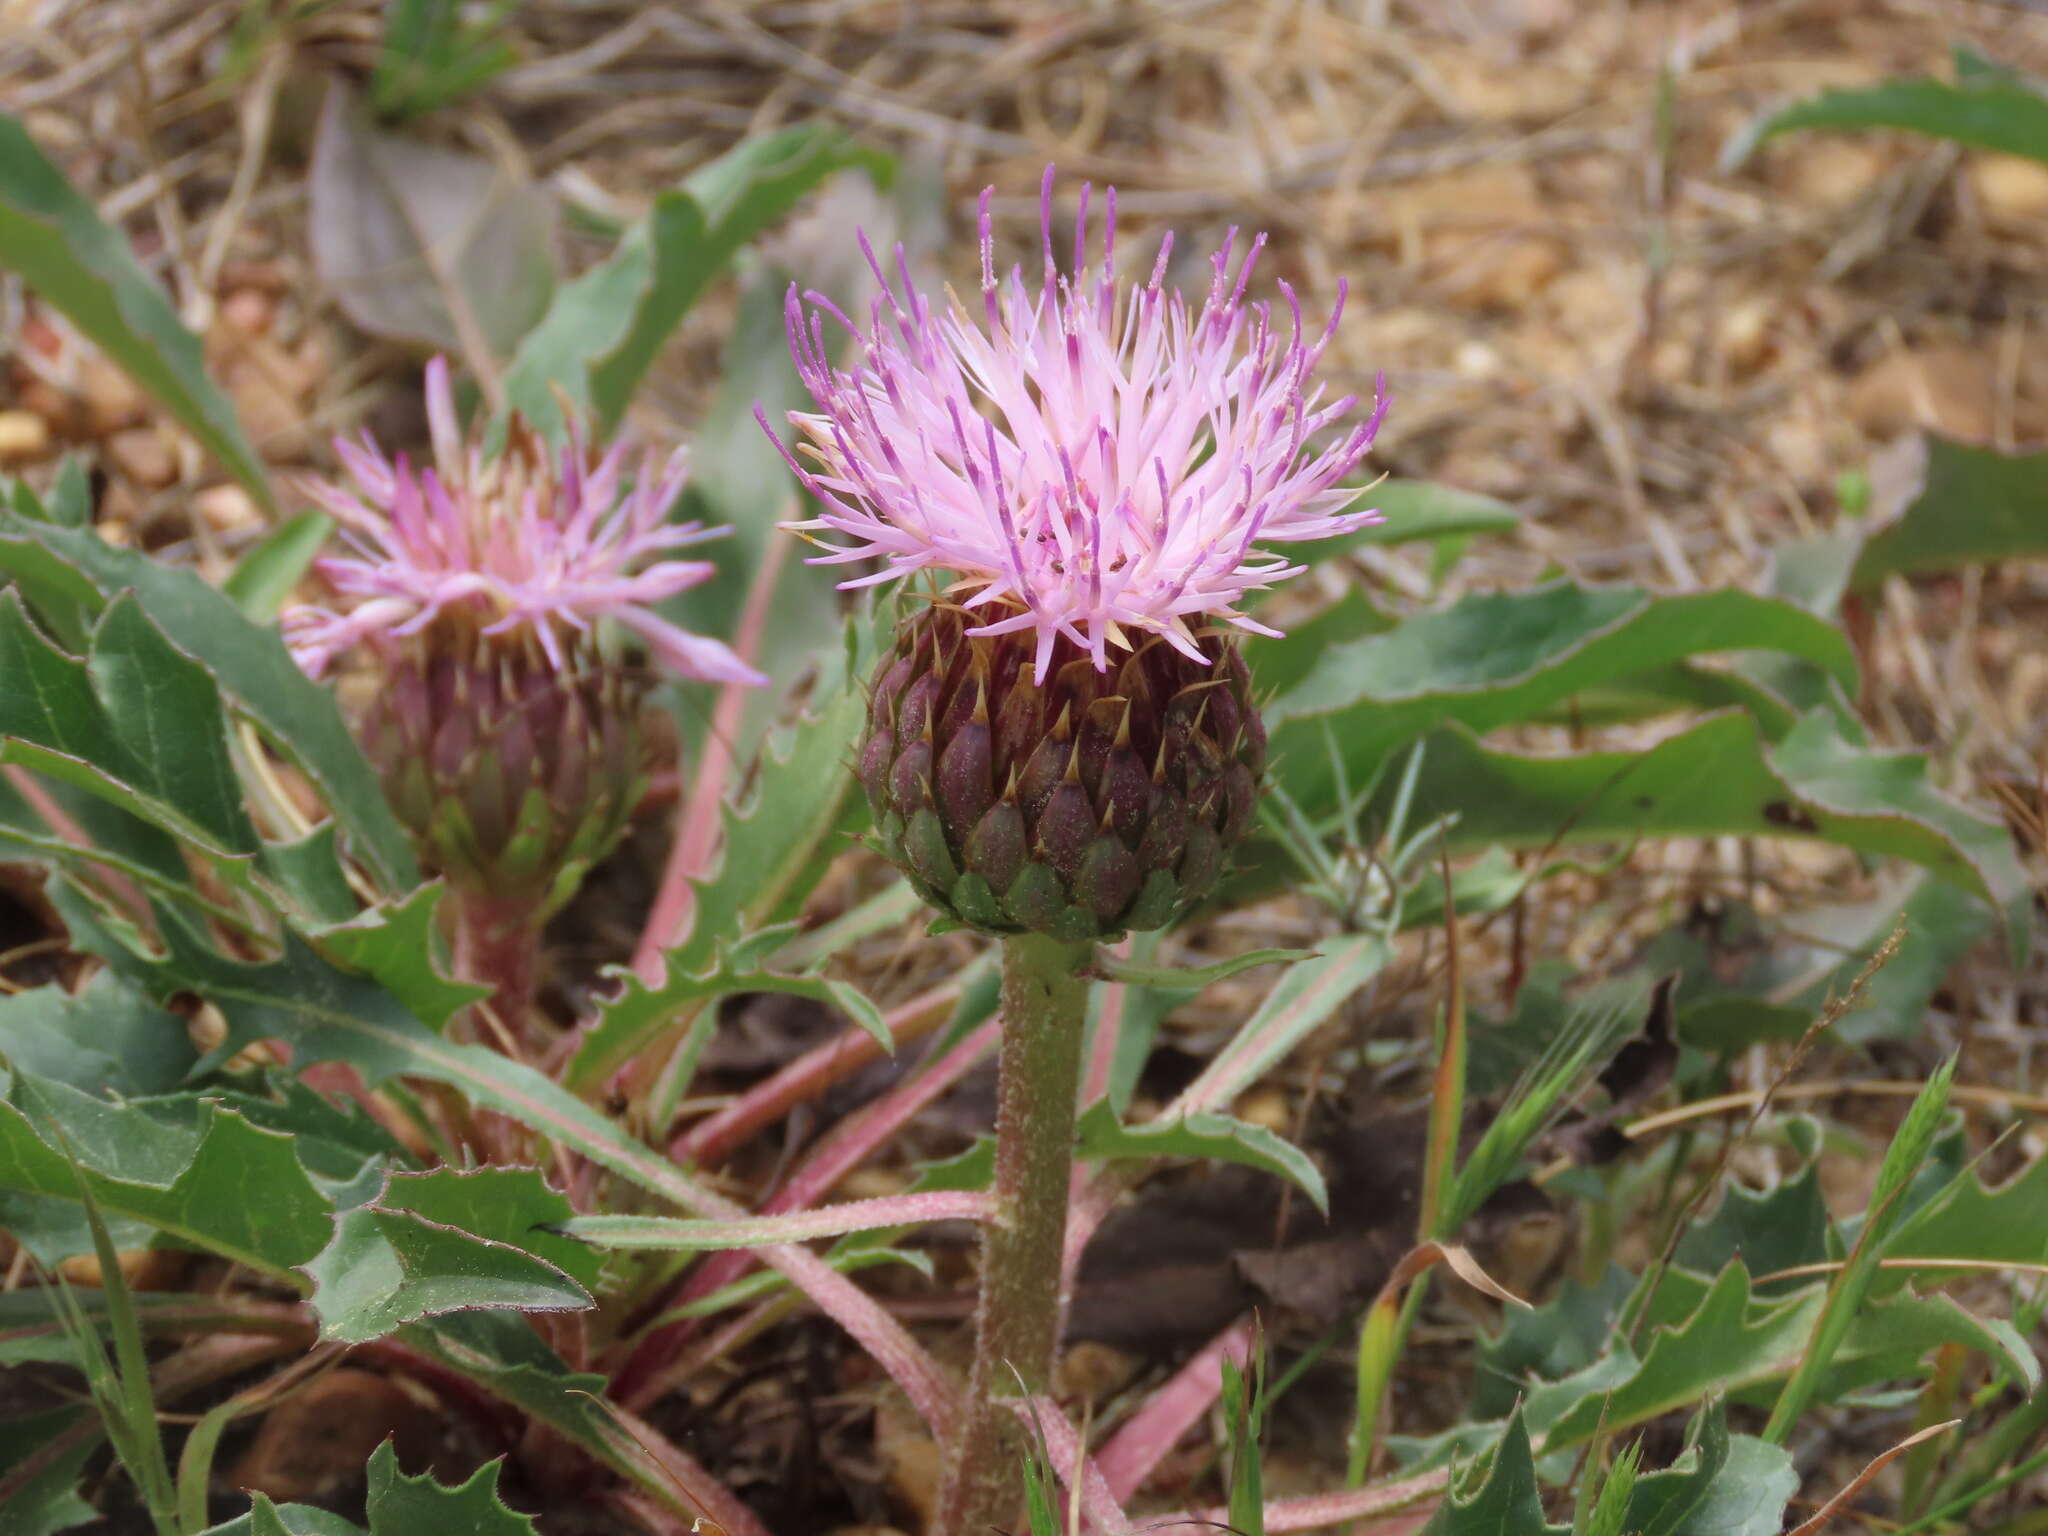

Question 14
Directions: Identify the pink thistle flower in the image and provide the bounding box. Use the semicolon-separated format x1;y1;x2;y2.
286;357;765;689
761;168;1389;681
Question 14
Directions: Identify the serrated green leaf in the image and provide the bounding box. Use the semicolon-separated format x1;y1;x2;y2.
1474;1266;1635;1420
1074;1099;1327;1214
56;883;955;1433
0;592;257;864
374;1165;603;1290
0;513;417;888
1674;1157;1831;1294
1725;66;2048;170
0;1077;333;1278
365;1441;535;1536
1878;1144;2048;1292
41;458;91;530
394;1309;621;1470
311;885;488;1034
565;633;874;1090
1423;1405;1564;1536
0;972;192;1097
259;823;364;927
54;888;454;1084
1284;711;2023;921
306;1195;592;1345
1619;1403;1795;1536
572;960;887;1097
504;125;892;439
1850;435;2048;589
0;113;272;509
1537;1264;1818;1449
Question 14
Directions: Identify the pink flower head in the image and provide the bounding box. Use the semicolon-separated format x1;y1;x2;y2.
762;167;1389;680
286;358;765;688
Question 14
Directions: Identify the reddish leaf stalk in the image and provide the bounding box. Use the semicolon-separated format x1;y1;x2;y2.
615;1016;1002;1407
4;765;152;929
933;932;1092;1536
1095;1317;1254;1501
1013;1390;1136;1535
631;531;789;984
669;977;963;1166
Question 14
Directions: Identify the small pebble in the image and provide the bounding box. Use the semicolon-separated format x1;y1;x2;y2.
0;409;52;465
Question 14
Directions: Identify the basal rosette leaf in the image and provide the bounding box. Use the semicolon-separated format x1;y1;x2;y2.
0;510;417;889
1277;712;2022;926
50;881;957;1434
1073;1100;1327;1215
1849;436;2048;589
0;973;192;1098
1267;581;1860;754
565;618;876;1091
361;1442;535;1536
0;114;272;510
1420;1405;1560;1536
504;124;894;439
0;1076;338;1280
0;591;256;865
303;1165;603;1346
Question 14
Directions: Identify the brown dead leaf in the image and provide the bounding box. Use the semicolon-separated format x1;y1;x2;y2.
227;1368;440;1502
309;84;556;362
1845;345;2001;444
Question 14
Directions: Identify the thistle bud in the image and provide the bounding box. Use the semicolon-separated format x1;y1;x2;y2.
286;359;763;919
363;629;641;920
863;602;1264;940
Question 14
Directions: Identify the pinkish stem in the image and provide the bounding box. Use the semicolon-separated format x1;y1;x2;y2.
614;1016;1002;1408
669;977;962;1165
1167;1473;1444;1535
1095;1317;1254;1501
5;765;152;927
1081;937;1131;1105
631;532;789;983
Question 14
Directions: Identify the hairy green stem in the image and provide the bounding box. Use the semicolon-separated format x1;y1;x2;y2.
934;932;1091;1536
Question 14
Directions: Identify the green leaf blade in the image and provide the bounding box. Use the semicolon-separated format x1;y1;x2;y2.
0;114;273;509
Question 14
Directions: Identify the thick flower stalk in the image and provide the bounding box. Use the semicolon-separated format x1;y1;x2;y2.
765;170;1388;1536
288;358;761;1032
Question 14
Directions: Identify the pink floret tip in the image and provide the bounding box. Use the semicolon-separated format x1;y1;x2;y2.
285;358;767;689
762;166;1389;680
